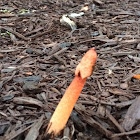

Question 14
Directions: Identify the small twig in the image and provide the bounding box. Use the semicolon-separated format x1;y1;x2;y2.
111;129;140;138
0;14;16;18
24;27;44;36
0;26;29;41
106;109;131;140
53;54;66;66
5;124;33;140
3;71;17;86
123;68;140;81
112;51;137;56
81;115;112;138
121;39;140;45
47;48;68;60
80;94;116;106
115;100;134;108
30;23;54;39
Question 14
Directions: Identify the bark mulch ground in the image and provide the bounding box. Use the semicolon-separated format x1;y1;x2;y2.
0;0;140;140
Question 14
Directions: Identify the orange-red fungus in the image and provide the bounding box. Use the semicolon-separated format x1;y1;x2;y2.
46;48;97;137
133;75;140;79
75;48;97;79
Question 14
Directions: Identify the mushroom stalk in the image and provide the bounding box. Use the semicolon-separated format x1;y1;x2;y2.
47;76;86;136
46;48;97;137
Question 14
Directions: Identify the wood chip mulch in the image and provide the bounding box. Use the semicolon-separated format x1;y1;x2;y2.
0;0;140;140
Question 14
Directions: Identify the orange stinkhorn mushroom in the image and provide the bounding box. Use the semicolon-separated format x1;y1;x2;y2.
46;48;97;137
133;75;140;79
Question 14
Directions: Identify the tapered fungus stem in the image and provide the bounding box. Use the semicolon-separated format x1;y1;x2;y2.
46;48;97;137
